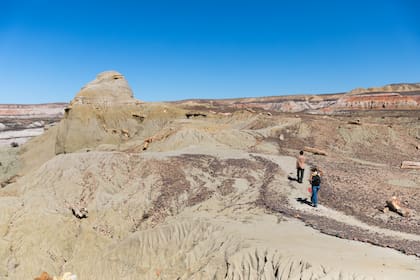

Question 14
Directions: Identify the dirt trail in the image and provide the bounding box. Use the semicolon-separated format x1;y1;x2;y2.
259;154;420;242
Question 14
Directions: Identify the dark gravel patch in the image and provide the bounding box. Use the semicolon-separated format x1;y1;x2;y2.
257;177;420;257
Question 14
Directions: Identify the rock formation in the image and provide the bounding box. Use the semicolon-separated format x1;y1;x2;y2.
70;71;135;105
55;71;142;153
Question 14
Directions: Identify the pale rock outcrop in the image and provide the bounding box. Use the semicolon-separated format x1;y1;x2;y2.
71;71;135;105
20;71;186;172
55;71;144;154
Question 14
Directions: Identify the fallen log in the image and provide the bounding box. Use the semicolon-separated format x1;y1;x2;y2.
304;146;328;156
400;161;420;169
348;119;361;125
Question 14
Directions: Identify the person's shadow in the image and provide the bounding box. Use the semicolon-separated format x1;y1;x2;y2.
287;175;298;182
296;197;312;206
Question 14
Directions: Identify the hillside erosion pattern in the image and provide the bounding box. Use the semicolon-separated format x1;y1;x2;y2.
0;72;419;279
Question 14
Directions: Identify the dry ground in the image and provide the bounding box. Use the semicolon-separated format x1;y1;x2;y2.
1;102;419;279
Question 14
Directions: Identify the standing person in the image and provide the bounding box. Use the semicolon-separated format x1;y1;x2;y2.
309;167;321;207
296;150;305;183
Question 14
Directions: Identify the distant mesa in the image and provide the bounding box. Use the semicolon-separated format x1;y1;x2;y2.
349;83;420;95
334;83;420;111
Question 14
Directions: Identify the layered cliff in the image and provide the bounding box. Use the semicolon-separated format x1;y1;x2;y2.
333;92;420;110
0;103;66;146
178;83;420;114
349;83;420;95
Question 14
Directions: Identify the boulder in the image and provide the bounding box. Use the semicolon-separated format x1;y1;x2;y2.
386;196;410;217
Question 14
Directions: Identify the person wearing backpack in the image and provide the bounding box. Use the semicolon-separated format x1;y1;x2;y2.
309;167;321;207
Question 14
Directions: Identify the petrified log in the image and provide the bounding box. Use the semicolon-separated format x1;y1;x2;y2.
131;113;145;122
143;137;153;150
1;174;20;188
245;108;256;113
304;146;328;156
71;207;88;219
186;112;207;119
60;272;78;280
34;271;53;280
141;129;176;151
400;161;420;169
348;119;361;125
386;196;410;217
34;272;77;280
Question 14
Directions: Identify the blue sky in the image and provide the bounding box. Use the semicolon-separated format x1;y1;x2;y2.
1;0;419;104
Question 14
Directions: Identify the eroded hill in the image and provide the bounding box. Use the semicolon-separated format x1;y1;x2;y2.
0;72;419;279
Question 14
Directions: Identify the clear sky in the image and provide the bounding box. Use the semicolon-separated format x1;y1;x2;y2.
1;0;419;104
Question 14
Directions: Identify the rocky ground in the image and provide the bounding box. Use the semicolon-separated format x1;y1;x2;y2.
0;71;419;279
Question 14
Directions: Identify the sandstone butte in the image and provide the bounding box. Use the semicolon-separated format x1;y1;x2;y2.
0;71;419;279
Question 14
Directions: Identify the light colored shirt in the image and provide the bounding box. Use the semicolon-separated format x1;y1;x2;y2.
296;155;305;168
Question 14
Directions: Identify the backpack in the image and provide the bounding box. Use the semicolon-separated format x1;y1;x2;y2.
312;174;321;186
